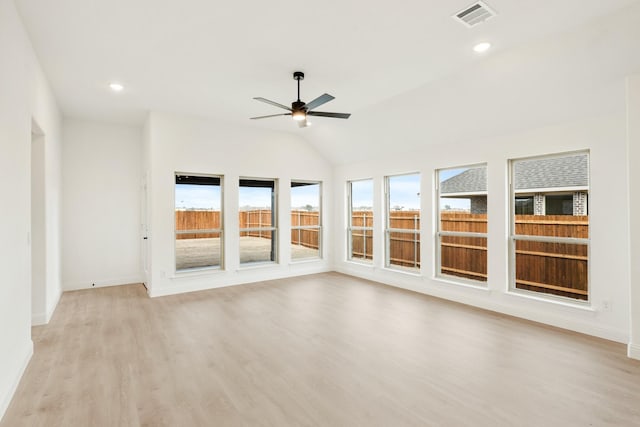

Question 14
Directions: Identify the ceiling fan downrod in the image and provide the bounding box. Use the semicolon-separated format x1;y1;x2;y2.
292;71;305;113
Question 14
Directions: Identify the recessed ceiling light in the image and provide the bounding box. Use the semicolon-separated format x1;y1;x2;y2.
109;82;124;92
473;42;491;53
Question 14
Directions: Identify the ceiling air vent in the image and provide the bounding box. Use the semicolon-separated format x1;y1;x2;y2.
454;1;496;28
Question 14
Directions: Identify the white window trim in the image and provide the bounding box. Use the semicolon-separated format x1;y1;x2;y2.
508;151;591;303
239;177;278;265
174;172;224;273
384;173;421;271
435;164;488;285
347;179;374;263
291;180;322;261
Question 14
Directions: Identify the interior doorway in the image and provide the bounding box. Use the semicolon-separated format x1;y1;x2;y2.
31;120;46;325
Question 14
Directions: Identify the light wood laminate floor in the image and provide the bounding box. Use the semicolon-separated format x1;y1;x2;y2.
3;272;640;426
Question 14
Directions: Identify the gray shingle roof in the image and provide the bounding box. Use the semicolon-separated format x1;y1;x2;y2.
514;153;588;190
440;167;487;194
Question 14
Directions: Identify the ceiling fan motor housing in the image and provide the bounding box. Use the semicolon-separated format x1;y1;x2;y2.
292;100;306;111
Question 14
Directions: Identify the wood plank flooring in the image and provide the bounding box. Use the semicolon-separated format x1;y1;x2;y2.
2;272;640;426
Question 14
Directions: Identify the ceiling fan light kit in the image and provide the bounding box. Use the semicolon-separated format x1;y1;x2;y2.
251;71;351;126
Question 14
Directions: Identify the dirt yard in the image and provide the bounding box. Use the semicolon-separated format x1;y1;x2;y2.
176;236;318;270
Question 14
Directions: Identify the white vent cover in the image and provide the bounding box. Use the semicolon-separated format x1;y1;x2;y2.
454;1;496;28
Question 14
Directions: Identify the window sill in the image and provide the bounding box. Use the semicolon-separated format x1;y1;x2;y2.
289;257;322;265
346;259;374;267
505;290;595;312
382;266;421;277
432;276;490;291
236;261;279;272
172;266;223;279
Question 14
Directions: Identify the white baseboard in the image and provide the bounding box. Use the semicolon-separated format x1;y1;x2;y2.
46;287;61;322
149;266;331;298
333;265;628;344
63;274;145;291
31;311;47;326
0;340;33;422
31;287;62;326
629;343;640;360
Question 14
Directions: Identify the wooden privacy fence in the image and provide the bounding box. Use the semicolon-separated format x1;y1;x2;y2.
240;209;274;239
439;213;588;300
176;210;320;248
440;212;487;281
349;211;421;266
350;211;373;261
291;211;320;249
514;215;588;300
177;209;589;299
175;210;221;239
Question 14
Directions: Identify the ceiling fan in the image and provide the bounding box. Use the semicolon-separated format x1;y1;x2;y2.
251;71;351;127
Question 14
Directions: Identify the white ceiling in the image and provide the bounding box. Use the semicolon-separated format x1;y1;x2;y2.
15;0;640;162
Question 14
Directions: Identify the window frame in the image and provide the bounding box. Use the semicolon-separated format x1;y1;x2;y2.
347;179;374;263
384;173;421;271
290;180;322;261
435;163;488;285
174;172;224;272
238;177;278;266
508;151;591;304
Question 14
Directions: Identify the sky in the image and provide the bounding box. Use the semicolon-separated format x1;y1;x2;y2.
350;179;374;208
348;168;483;212
388;174;421;210
238;186;272;209
176;170;479;211
175;184;221;210
175;182;320;210
291;184;320;209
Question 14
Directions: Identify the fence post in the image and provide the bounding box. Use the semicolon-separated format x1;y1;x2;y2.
363;212;367;259
414;214;418;268
298;210;301;246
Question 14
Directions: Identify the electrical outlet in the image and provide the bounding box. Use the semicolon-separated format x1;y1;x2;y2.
602;300;612;312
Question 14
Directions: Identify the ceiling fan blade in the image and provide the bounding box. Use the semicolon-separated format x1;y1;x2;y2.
253;97;292;111
250;113;292;120
307;111;351;119
304;93;335;111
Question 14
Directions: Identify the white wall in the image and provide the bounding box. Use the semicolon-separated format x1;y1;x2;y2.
333;113;631;343
32;53;63;326
0;0;62;419
145;112;333;297
627;75;640;359
31;131;46;322
62;119;143;290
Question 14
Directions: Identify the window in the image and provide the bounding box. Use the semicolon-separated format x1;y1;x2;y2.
510;152;589;301
239;178;277;265
545;194;574;215
436;165;487;283
291;181;321;260
515;196;534;215
347;179;373;262
175;174;223;271
385;173;420;270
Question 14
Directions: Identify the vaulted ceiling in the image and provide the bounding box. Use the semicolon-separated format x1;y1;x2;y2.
15;0;640;163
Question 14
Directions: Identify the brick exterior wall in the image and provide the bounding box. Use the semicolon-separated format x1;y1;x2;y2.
573;192;588;215
470;196;487;214
534;193;545;215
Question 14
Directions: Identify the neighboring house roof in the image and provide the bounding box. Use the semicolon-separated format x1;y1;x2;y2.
514;153;588;190
440;153;589;195
441;167;487;194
